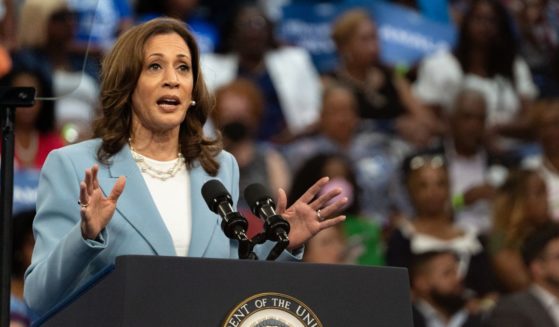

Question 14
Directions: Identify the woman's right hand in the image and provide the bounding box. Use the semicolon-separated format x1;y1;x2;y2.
79;164;126;240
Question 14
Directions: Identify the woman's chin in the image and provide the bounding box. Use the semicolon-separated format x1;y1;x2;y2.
148;120;185;133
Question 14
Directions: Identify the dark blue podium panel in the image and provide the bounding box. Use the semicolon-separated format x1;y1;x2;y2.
39;255;412;326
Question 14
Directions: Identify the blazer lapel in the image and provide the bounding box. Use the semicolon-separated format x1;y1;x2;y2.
187;163;221;257
98;144;176;256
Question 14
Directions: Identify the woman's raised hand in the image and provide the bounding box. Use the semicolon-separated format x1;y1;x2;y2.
276;177;347;250
79;164;126;240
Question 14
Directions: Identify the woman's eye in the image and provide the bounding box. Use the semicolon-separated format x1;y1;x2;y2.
178;64;190;72
148;63;161;70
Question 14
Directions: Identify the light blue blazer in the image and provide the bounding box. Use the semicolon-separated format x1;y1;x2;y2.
24;139;298;316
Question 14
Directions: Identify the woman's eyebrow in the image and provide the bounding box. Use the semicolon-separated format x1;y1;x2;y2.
146;53;191;60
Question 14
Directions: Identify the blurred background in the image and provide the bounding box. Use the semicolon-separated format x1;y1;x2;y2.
3;0;559;325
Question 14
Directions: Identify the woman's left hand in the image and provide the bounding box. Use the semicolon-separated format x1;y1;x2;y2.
276;177;347;250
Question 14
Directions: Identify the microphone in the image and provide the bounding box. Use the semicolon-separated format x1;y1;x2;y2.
201;179;249;242
244;183;290;243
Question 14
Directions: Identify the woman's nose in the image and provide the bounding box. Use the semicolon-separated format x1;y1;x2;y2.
163;68;180;88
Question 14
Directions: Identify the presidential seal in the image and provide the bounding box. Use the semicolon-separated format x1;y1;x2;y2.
222;292;323;327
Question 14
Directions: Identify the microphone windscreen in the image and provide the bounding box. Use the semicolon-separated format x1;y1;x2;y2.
201;179;229;212
244;183;272;209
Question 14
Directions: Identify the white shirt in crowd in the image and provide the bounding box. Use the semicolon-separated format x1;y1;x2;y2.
448;149;492;234
413;50;538;127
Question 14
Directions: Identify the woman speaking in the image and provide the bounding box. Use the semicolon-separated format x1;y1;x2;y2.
24;17;346;316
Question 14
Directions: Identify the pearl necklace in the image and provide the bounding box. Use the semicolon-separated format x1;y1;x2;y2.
129;142;185;181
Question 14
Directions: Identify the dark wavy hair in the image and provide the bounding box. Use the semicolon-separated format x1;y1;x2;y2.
522;221;559;266
493;169;548;249
93;17;222;175
0;64;56;133
454;0;516;81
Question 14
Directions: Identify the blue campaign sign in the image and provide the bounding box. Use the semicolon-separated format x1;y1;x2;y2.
278;1;456;72
364;1;457;69
278;2;347;73
13;169;40;215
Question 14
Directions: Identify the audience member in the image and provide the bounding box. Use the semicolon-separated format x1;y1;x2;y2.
290;153;384;266
212;78;291;236
411;250;483;327
489;169;551;293
303;224;347;264
523;99;559;221
194;0;240;32
386;151;496;297
283;83;408;224
445;88;508;234
328;8;440;148
413;0;538;154
202;4;322;143
0;65;64;170
282;83;360;171
515;0;559;93
16;0;99;143
485;222;559;327
134;0;218;54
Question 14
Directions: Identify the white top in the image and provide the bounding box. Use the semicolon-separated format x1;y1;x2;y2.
447;147;492;233
134;154;192;256
400;220;482;277
531;285;559;326
413;50;538;127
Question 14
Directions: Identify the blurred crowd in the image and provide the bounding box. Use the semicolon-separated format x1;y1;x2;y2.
3;0;559;326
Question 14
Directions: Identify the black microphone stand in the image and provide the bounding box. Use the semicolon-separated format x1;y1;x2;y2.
233;230;258;261
249;230;289;261
244;184;292;261
1;87;35;327
260;214;290;261
217;210;258;260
